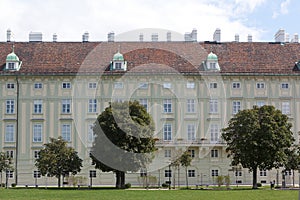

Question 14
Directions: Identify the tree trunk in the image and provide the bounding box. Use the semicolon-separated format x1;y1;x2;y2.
120;171;125;189
116;171;121;189
185;167;189;189
177;167;180;188
252;167;258;189
57;175;61;188
292;170;295;188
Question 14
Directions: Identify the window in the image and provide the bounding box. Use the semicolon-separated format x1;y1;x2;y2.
139;99;148;110
235;171;242;176
232;101;241;114
5;124;15;142
139;83;148;89
187;99;195;113
114;82;123;89
232;82;241;89
6;150;13;159
34;83;43;89
140;168;147;177
285;170;292;176
7;62;15;70
6;100;15;114
164;149;171;158
6;171;13;178
90;170;97;178
115;62;122;69
256;101;265;107
88;82;97;89
34;171;41;178
62;124;71;142
188;149;195;158
62;99;71;113
211;169;219;177
209;82;217;89
211;149;218;158
281;83;289;89
260;170;267;176
282;102;290;114
88;99;97;113
33;124;43;142
163;83;171;89
163;99;172;113
34;150;40;159
62;82;71;89
209;62;217;69
187;82;195;89
187;124;196;141
188;170;195;177
88;124;95;143
34;100;43;114
165;170;172;177
6;83;15;89
210;124;219;143
163;124;172;141
209;99;218;113
256;82;265;89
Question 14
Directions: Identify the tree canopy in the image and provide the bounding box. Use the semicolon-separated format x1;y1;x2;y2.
222;105;294;189
90;101;156;188
35;137;83;187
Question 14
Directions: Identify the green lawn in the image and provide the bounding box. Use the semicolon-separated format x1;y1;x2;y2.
0;188;298;200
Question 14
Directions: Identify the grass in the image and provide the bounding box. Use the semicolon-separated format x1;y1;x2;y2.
0;187;298;200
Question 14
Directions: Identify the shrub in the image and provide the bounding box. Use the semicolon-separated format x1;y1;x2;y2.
257;183;262;187
11;183;16;187
216;176;224;187
162;183;169;188
125;183;131;189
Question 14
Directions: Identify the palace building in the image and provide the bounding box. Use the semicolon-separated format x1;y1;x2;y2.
1;28;300;187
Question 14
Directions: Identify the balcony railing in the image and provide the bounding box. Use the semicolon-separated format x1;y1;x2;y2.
155;138;226;146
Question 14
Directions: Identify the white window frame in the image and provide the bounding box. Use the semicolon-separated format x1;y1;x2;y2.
34;170;41;178
165;170;172;177
186;82;195;89
88;82;97;89
7;62;15;70
61;124;71;142
88;124;95;143
187;99;195;113
5;124;15;142
6;171;13;178
139;99;148;111
34;83;43;89
209;82;217;89
163;124;172;141
281;102;290;115
163;83;171;89
256;82;265;89
114;82;123;89
211;169;219;176
6;150;13;159
163;99;172;113
260;170;267;176
232;101;241;114
281;83;289;89
88;99;97;113
33;124;43;142
34;150;40;159
6;83;15;89
188;170;196;177
209;99;218;113
62;99;71;114
211;149;219;158
114;62;122;70
34;100;43;114
187;124;196;141
256;101;265;107
188;149;195;158
232;82;241;89
139;83;148;89
6;100;15;114
62;82;71;89
210;124;219;143
164;149;171;158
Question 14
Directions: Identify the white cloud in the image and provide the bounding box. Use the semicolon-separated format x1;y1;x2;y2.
0;0;267;42
272;0;291;19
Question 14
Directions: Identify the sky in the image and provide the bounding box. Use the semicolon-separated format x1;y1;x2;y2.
0;0;298;42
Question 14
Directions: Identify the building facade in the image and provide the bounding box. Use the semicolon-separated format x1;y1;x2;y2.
1;35;300;187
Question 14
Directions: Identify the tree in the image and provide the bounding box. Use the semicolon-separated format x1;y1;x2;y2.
222;105;294;189
283;146;300;187
90;101;157;189
35;137;83;187
180;151;192;189
0;152;14;188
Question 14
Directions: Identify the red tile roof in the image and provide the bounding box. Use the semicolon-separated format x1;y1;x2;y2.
0;41;300;75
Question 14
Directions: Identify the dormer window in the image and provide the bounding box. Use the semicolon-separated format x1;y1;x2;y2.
204;52;220;71
7;63;16;70
110;51;127;71
5;46;22;71
209;62;216;69
115;62;122;70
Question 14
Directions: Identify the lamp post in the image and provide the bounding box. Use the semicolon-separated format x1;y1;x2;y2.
5;159;9;189
168;164;171;190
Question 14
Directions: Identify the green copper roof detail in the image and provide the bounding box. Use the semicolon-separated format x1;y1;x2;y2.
113;52;124;61
207;52;218;61
6;51;19;62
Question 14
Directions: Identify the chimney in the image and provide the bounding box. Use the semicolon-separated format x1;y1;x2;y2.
151;33;158;42
53;33;57;42
285;33;290;43
292;33;299;43
247;34;252;42
235;34;239;42
82;31;89;42
191;29;197;42
213;28;221;42
167;31;171;42
139;33;144;42
108;32;115;42
184;32;192;42
7;29;11;42
29;32;43;42
275;29;285;43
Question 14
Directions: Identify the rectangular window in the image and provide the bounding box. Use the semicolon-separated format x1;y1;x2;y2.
88;99;97;113
62;99;71;113
34;83;43;89
139;99;148;111
88;82;97;89
165;170;172;177
6;171;13;178
90;170;97;178
211;169;219;177
232;101;241;114
34;100;43;114
6;150;13;159
256;101;265;107
34;170;41;178
260;170;267;176
115;62;122;69
256;82;265;89
88;124;95;143
210;124;219;143
164;149;171;158
210;63;216;69
187;82;195;89
235;171;242;176
209;99;218;113
62;82;71;89
33;124;43;142
209;82;217;89
188;170;195;177
62;124;71;142
163;83;171;89
163;124;172;141
232;82;241;89
114;82;123;89
211;149;219;158
282;102;290;115
34;150;40;159
163;99;172;113
6;83;15;89
139;83;148;89
5;124;15;142
187;124;196;141
187;99;195;113
7;63;15;70
281;83;289;89
188;149;195;158
6;100;15;114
